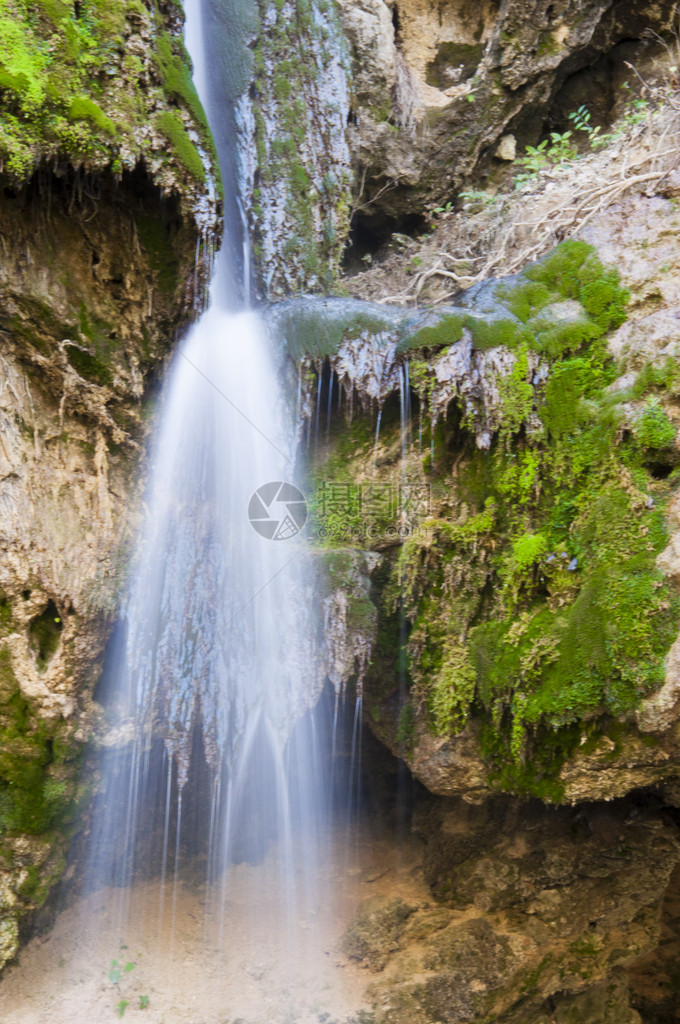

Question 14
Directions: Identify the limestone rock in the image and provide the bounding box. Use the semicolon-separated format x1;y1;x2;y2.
0;160;212;970
336;0;677;228
342;895;417;970
496;134;517;162
241;0;353;297
315;549;379;696
343;794;679;1024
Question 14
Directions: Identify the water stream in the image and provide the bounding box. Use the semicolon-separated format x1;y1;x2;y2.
79;0;352;1009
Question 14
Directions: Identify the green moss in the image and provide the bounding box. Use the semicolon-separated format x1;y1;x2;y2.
496;280;551;322
319;552;375;634
498;345;534;435
396;701;416;751
283;307;393;362
465;241;630;360
0;645;81;838
537;32;560;57
344;312;390;339
0;0;213;185
68;95;115;136
425;41;482;89
427;643;477;734
156;110;206;183
135;213;180;296
369;241;678;799
397;314;464;356
65;343;111;385
465;316;533;352
631;358;680;399
634;400;677;451
0;594;12;632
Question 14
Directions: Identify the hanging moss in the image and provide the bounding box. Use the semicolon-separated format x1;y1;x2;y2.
356;242;679;799
465;316;534;352
135;212;181;296
0;0;215;186
281;305;395;362
155;110;206;184
396;314;465;356
0;646;81;839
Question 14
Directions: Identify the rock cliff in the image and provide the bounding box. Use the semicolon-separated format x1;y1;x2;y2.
0;0;219;970
335;0;678;236
297;97;680;808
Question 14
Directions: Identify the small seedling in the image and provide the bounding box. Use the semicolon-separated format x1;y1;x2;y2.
109;958;135;984
108;953;137;1018
139;995;150;1010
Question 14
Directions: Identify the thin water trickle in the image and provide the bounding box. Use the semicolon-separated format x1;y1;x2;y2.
373;406;382;471
327;368;335;438
315;371;323;446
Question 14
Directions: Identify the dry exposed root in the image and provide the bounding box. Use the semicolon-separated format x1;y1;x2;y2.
347;102;680;306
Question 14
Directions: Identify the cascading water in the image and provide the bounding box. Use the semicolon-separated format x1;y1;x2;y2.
79;0;355;1016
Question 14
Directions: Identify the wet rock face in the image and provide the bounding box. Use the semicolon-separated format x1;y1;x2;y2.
343;793;679;1024
337;0;676;231
0;165;212;970
239;0;353;298
295;182;680;808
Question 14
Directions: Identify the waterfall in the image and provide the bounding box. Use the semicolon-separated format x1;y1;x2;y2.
82;0;343;1003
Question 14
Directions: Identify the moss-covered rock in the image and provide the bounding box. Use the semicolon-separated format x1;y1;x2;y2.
299;240;680;803
0;0;219;220
244;0;353;296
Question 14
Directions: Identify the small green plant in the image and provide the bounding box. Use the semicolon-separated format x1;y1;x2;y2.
547;130;576;161
514;89;651;189
108;952;137;1018
567;104;603;146
429;200;454;217
139;995;150;1010
109;958;135;984
459;189;498;209
515;138;549;180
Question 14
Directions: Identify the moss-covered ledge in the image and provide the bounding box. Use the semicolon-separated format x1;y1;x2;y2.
0;0;220;228
293;241;680;804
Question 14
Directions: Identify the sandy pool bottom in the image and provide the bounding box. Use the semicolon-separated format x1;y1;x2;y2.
0;827;424;1024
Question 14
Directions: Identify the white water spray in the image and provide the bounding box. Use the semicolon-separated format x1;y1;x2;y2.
84;0;341;992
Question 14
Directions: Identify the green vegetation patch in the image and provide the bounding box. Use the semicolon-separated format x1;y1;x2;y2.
156;110;206;184
0;645;81;841
379;242;679;799
396;314;464;356
282;306;395;363
399;242;628;362
0;0;213;185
